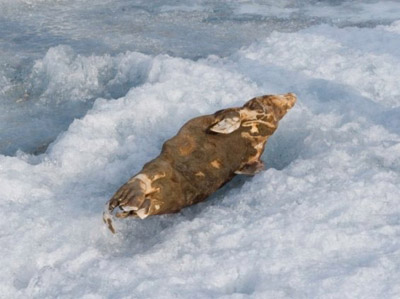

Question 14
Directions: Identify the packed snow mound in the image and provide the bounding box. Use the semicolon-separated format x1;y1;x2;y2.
28;45;153;103
239;26;400;108
0;47;153;155
1;23;400;299
2;0;400;156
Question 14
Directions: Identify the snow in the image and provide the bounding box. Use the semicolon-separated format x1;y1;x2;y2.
1;1;400;298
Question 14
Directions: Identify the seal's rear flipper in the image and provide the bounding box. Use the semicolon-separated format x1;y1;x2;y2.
235;160;265;175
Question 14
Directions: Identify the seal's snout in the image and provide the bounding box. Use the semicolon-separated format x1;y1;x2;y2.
259;92;297;120
260;92;297;109
283;92;297;109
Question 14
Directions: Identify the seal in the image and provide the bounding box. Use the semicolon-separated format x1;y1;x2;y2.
103;93;297;233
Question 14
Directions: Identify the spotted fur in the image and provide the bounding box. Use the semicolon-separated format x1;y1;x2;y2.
103;93;297;233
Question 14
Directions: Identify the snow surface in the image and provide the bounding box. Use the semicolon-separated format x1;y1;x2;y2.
1;1;400;298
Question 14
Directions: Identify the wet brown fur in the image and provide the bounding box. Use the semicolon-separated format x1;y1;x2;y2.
103;93;297;232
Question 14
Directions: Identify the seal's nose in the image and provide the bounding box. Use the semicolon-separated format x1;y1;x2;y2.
258;93;297;110
263;93;297;120
283;93;297;109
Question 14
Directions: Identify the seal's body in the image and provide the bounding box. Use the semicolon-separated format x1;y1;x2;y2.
104;93;296;232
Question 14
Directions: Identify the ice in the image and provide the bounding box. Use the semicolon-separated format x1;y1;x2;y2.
236;23;400;108
1;0;400;298
0;46;152;155
2;0;400;155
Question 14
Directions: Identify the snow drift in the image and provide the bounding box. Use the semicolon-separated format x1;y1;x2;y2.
1;1;400;298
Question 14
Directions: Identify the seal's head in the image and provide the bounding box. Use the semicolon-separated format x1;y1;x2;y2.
244;93;297;121
209;93;297;135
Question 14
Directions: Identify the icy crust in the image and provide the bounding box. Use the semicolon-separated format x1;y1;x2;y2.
238;25;400;108
28;45;153;103
1;23;400;298
381;20;400;34
3;0;400;156
0;47;153;155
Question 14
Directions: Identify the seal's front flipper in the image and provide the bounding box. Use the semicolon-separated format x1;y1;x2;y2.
235;160;265;175
103;203;116;234
209;111;241;134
